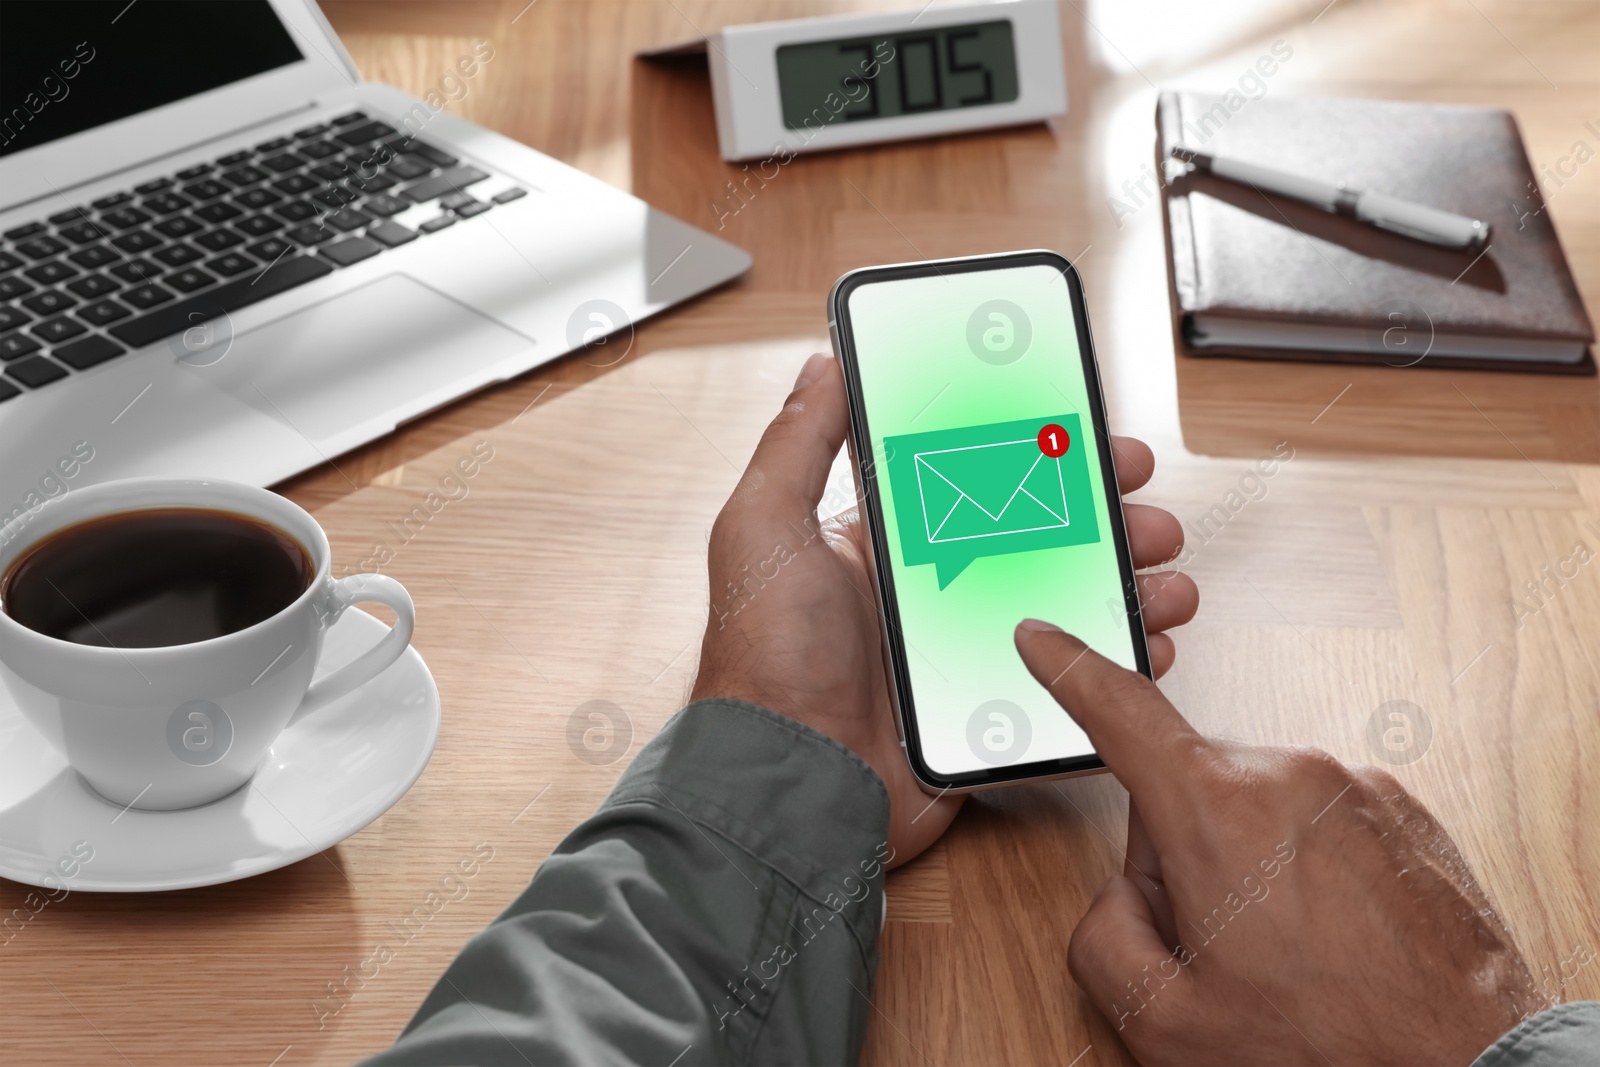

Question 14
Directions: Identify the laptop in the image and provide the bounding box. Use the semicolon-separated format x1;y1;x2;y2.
0;0;751;519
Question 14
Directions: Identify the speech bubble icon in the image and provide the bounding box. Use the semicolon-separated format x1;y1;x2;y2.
883;413;1102;589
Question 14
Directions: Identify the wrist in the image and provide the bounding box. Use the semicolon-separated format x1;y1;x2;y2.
690;672;879;769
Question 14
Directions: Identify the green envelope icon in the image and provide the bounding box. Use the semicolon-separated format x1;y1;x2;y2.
884;413;1101;588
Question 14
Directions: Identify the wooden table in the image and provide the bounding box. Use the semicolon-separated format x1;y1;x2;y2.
6;1;1599;1063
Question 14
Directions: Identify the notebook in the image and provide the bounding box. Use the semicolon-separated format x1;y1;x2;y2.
1155;93;1595;374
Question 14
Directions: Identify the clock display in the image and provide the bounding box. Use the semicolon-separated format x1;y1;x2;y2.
776;19;1019;131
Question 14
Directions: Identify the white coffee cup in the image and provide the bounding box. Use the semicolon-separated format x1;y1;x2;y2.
0;477;415;811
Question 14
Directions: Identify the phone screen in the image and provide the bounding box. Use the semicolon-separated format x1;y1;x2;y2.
840;257;1143;783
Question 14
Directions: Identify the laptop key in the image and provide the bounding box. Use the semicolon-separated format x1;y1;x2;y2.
110;255;333;349
143;192;193;215
439;192;476;210
30;315;87;343
216;150;253;167
196;202;243;224
1;332;41;359
384;156;432;181
236;214;282;237
204;253;256;277
181;179;229;201
5;355;69;388
195;228;243;252
402;166;490;203
332;110;368;126
274;201;318;223
0;275;33;299
456;201;492;218
54;335;126;370
273;174;320;195
492;187;528;204
5;221;49;241
135;177;175;195
336;120;397;146
311;161;352;182
0;250;24;271
256;136;293;153
245;237;292;262
176;163;214;180
111;230;164;253
25;260;78;285
221;165;269;187
260;153;308;174
326;208;372;232
21;290;73;315
293;122;330;139
362;194;409;218
68;245;119;269
152;244;204;268
16;235;69;259
77;298;133;327
153;216;206;239
366;220;418;248
0;378;19;401
109;259;161;284
407;141;459;168
320;236;382;267
58;220;111;244
91;191;134;210
165;268;217;293
419;215;455;234
48;208;88;224
0;306;32;330
66;273;119;299
285;223;335;246
102;207;153;229
235;188;280;210
299;140;342;159
121;283;176;310
313;190;356;211
349;173;397;194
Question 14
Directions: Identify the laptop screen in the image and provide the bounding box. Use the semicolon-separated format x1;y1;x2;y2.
0;0;304;158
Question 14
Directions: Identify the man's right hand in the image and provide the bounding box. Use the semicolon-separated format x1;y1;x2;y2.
1014;620;1542;1066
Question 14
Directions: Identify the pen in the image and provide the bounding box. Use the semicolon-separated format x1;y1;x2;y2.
1169;145;1491;252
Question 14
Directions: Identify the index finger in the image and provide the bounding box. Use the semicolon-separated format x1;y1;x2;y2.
1110;435;1154;494
1014;619;1205;818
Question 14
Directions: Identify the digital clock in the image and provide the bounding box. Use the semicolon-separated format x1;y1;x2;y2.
705;0;1067;162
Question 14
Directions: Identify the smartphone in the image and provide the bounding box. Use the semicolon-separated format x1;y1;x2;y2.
829;250;1150;792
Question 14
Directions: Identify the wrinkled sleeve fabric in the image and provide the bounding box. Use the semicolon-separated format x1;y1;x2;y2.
360;699;893;1067
1471;1002;1600;1067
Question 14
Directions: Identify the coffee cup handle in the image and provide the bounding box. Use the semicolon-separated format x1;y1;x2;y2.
288;574;416;726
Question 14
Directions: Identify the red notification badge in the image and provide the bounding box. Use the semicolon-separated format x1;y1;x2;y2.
1037;423;1069;457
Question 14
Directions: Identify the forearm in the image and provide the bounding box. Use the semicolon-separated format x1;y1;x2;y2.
361;699;893;1067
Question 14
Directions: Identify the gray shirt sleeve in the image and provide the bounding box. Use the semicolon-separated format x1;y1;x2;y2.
360;698;893;1067
1472;1002;1600;1067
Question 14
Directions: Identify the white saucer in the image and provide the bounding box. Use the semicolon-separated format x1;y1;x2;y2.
0;608;440;892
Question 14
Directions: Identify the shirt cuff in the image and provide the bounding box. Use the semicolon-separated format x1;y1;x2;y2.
1472;1002;1600;1066
603;698;893;955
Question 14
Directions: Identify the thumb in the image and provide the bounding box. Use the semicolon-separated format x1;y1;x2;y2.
1068;874;1188;1033
727;352;848;522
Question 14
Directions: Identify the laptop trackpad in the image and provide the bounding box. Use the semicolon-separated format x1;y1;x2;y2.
186;273;533;444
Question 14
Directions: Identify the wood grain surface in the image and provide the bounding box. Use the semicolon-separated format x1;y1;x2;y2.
4;2;1599;1064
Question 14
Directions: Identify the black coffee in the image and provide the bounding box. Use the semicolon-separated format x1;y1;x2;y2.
1;507;313;648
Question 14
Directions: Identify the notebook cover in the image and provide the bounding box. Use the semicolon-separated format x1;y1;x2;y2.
1155;92;1596;374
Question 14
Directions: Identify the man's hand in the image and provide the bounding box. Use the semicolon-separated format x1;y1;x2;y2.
691;352;1198;867
1014;622;1541;1066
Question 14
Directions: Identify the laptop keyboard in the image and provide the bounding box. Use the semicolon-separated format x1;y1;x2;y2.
0;110;529;403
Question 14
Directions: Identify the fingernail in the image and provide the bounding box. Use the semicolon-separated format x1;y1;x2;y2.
1018;618;1063;633
793;352;830;389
